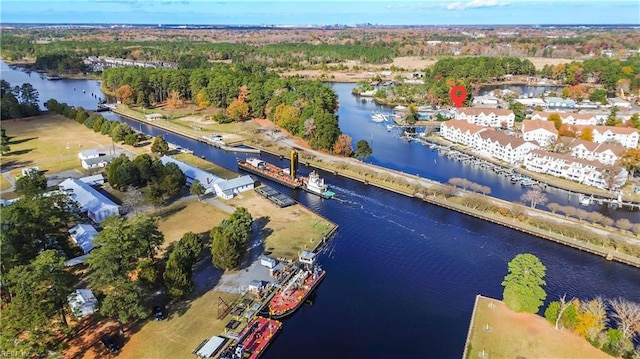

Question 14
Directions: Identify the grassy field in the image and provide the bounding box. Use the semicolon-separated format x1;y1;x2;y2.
466;296;613;359
171;153;238;179
228;189;336;260
157;200;230;250
0;114;147;178
115;291;239;359
0;174;12;191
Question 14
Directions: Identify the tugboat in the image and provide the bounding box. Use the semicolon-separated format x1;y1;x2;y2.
301;171;335;199
220;316;282;359
268;251;326;319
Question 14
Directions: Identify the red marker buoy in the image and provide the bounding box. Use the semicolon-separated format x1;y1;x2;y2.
449;86;467;108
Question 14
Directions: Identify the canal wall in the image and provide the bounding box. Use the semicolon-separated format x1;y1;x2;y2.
461;294;481;359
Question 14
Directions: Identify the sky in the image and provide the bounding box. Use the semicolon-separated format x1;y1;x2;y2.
0;0;639;26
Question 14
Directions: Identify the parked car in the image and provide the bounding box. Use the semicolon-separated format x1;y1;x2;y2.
100;334;119;353
153;305;166;321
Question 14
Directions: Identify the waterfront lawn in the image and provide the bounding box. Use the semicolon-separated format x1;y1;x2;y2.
171;153;238;179
228;189;336;260
0;113;146;177
0;174;11;191
467;296;613;359
157;200;229;251
117;290;239;359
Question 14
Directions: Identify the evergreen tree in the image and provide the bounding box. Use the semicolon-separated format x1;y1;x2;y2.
14;169;47;195
354;139;373;160
151;134;169;155
190;179;206;200
501;253;547;313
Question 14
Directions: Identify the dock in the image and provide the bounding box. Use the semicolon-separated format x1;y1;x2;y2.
255;186;296;208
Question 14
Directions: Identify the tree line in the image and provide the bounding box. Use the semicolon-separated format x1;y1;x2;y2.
102;66;342;151
1;80;40;120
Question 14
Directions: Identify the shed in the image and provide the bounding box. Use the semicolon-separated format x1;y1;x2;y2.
194;335;226;358
260;256;277;269
81;154;116;170
212;175;255;200
299;250;317;265
79;174;105;186
67;289;98;318
145;113;163;121
78;149;104;161
69;223;99;254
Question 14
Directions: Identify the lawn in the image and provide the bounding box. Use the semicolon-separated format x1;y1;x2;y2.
171;153;238;179
0;113;147;178
228;189;337;260
466;295;613;359
0;174;12;191
157;200;230;250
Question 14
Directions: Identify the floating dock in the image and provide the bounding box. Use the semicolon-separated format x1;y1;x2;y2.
255;186;296;208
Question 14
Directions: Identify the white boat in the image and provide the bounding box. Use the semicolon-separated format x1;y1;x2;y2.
302;171;335;199
386;124;394;131
371;111;388;123
579;194;592;206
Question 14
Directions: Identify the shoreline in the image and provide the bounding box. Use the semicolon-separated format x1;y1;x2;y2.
110;106;640;269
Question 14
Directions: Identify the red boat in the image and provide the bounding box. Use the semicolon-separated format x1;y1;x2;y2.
268;264;326;319
227;316;282;359
237;158;303;189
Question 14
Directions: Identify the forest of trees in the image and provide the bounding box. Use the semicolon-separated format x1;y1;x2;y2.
102;66;341;150
0;80;40;120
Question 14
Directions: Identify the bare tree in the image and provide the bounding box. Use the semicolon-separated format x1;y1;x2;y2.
616;218;633;232
547;202;561;214
562;205;576;219
122;186;145;215
520;189;548;209
555;294;571;330
609;298;640;340
586;211;604;225
600;164;626;190
633;224;640;237
509;203;527;221
479;185;491;195
601;216;614;228
575;208;589;222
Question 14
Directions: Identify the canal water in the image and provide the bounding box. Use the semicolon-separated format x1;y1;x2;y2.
2;62;639;358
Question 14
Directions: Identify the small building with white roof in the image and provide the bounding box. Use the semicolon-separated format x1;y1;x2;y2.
212;175;255;200
159;155;222;193
59;178;120;223
67;289;98;318
69;223;99;254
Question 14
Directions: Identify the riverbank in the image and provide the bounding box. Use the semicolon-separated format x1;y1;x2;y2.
108;107;640;268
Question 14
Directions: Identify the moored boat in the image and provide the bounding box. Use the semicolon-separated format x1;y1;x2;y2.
371;111;389;123
301;171;335;199
221;316;282;359
238;158;303;189
268;251;326;319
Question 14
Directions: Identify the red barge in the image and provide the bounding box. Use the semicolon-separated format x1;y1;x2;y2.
222;316;282;359
268;251;326;319
237;156;302;189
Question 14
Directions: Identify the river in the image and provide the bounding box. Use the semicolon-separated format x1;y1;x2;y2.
2;63;639;358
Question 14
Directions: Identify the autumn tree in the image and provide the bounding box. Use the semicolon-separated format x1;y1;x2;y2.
600;164;626;190
273;104;300;133
333;134;353;157
226;97;249;122
548;113;563;130
166;89;185;109
115;84;134;105
617;148;640;178
520;188;548;208
579;127;594;141
575;297;607;341
502;253;547;313
195;89;210;110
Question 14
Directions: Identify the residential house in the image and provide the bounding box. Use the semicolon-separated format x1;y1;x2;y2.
59;178;120;223
81;153;116;170
78;148;106;161
69;223;98;254
455;108;515;128
476;131;539;165
521;119;559;147
212;176;255;200
79;174;105;186
530;111;597;126
440;120;490;147
609;97;632;109
67;289;98;318
561;137;626;165
472;95;499;107
574;125;639;148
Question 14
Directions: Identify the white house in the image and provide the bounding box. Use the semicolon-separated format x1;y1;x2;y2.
609;97;632;109
79;174;105;186
575;125;640;148
440;120;490;147
515;98;546;108
59;178;120;223
69;223;99;254
81;154;116;170
521;119;558;147
455;108;515;128
67;289;98;318
561;137;626;165
476;131;539;165
78;149;105;161
145;113;163;121
159;155;221;193
472;95;499;107
212;176;255;200
530;111;597;126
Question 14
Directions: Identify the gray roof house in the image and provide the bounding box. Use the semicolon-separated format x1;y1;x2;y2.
59;178;120;223
69;223;99;254
213;175;255;200
67;289;98;318
159;155;222;193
